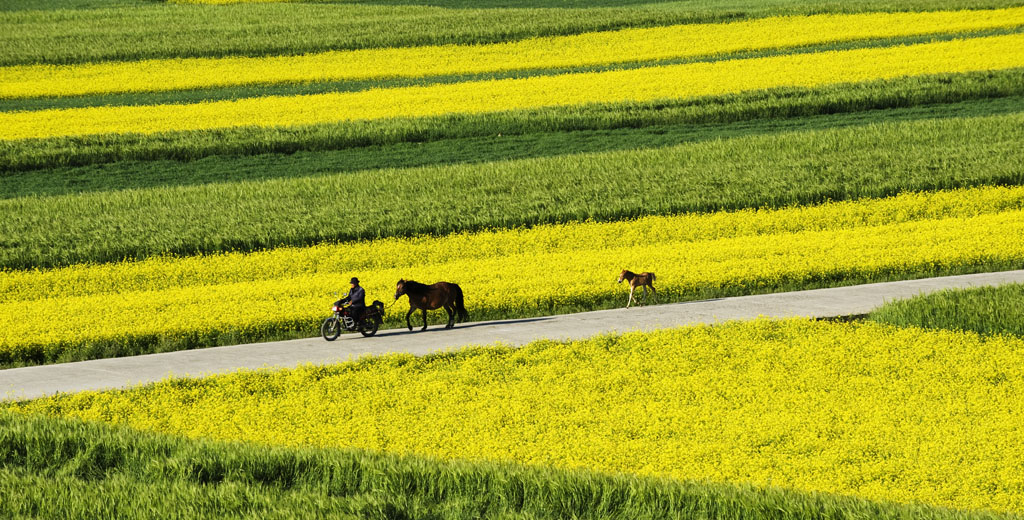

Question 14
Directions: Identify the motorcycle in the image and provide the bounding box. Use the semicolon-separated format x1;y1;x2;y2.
322;299;385;340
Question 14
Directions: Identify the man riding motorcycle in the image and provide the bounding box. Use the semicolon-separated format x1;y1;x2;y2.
336;277;366;323
323;277;384;340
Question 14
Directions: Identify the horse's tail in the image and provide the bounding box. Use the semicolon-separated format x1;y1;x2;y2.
651;273;657;283
453;284;469;323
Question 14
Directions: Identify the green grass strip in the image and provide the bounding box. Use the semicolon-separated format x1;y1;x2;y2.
0;411;1004;520
2;104;1022;270
0;0;149;11
3;68;1022;173
868;283;1024;338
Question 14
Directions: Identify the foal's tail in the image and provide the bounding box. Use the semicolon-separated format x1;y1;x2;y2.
651;273;657;283
453;284;470;323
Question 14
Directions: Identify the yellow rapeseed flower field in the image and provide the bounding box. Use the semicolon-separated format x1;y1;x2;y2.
3;8;1022;99
13;319;1024;512
2;33;1022;141
2;186;1023;361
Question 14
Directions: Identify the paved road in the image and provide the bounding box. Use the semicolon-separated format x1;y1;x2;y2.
3;270;1023;401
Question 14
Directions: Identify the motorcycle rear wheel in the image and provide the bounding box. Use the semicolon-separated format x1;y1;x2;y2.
359;321;379;337
321;317;342;341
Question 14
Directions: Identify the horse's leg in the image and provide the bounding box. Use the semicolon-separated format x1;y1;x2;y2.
421;308;429;331
444;304;455;329
406;308;415;331
650;284;657;303
627;286;635;308
642;285;648;304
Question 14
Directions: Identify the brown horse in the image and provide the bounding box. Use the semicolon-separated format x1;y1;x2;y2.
395;279;469;331
618;270;656;308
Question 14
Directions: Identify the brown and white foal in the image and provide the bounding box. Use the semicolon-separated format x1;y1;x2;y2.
617;270;657;308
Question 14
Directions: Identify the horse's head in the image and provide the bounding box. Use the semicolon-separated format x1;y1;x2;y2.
618;270;629;283
395;279;406;300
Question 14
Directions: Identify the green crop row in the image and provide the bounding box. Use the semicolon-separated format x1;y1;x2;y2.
0;410;1000;520
0;3;764;67
4;91;1022;199
869;283;1024;337
3;69;1022;173
312;0;1024;9
2;106;1022;270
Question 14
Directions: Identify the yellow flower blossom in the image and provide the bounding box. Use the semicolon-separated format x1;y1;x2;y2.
13;319;1024;513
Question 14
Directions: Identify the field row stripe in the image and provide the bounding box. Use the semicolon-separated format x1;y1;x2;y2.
5;184;1022;301
4;205;1024;357
2;33;1023;141
2;7;1023;99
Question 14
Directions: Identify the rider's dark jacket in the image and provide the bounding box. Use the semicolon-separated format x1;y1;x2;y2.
339;286;366;308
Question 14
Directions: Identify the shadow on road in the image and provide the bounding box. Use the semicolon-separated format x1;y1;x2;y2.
372;316;556;338
610;298;725;310
679;298;725;305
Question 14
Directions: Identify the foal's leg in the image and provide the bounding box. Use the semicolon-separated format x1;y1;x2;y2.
627;286;635;308
649;284;657;303
642;285;648;304
421;308;429;331
406;308;415;331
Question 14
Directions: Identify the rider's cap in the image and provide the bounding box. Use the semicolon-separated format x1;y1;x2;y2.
350;277;359;284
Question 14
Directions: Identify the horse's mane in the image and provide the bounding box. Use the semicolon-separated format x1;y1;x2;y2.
401;279;430;292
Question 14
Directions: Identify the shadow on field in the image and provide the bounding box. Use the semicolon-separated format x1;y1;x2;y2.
8;95;1022;200
815;313;868;323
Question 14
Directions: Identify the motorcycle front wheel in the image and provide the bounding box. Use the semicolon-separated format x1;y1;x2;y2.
321;317;342;341
359;321;379;337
